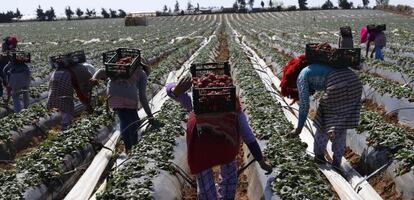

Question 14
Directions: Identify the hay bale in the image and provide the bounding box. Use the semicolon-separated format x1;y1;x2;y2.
125;16;148;26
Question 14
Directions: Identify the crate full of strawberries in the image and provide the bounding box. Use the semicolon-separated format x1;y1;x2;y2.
103;48;141;79
190;62;236;114
306;43;361;69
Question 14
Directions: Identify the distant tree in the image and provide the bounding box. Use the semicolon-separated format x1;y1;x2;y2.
91;9;97;17
299;0;308;10
118;9;127;18
0;11;16;23
375;0;389;6
15;8;23;19
233;0;239;10
168;7;172;13
45;7;56;21
287;5;297;10
362;0;369;7
187;1;194;11
261;1;265;8
101;8;110;18
109;9;117;18
322;0;334;9
174;1;180;12
76;8;84;18
248;0;255;8
85;9;92;18
65;6;74;20
338;0;353;9
238;0;247;8
269;0;274;8
196;3;200;12
36;5;46;21
163;5;168;13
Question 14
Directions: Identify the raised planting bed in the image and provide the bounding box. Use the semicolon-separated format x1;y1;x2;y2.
97;100;187;199
346;107;414;199
0;104;60;161
0;105;114;199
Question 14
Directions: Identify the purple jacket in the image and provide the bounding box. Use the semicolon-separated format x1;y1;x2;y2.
166;83;263;161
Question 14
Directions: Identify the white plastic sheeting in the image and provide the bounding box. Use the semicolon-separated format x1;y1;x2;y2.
65;131;121;200
346;130;414;200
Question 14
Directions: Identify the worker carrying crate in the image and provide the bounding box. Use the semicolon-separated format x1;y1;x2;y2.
165;61;273;199
48;50;94;130
90;48;154;155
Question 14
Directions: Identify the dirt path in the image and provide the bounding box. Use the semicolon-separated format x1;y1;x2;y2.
181;145;249;200
344;147;402;199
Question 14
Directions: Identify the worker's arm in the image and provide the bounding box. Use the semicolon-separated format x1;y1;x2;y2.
137;70;153;118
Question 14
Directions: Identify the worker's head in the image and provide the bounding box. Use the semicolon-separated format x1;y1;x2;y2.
340;26;352;38
2;36;18;51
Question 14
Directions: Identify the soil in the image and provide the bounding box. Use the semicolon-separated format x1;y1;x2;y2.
369;172;403;200
344;146;402;200
215;25;230;62
181;145;249;200
363;99;414;134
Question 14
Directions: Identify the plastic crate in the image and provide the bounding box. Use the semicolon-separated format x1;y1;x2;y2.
305;43;361;69
190;62;236;114
367;24;377;32
376;24;386;31
69;50;86;64
103;48;141;79
49;54;69;69
340;26;352;37
49;51;85;68
190;62;231;77
193;87;236;114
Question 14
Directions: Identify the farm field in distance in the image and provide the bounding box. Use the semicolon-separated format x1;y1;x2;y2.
0;9;413;200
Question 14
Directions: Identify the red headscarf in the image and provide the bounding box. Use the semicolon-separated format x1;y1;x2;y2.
280;54;308;100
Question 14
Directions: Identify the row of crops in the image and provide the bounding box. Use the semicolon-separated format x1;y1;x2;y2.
1;10;414;199
227;10;414;199
0;15;221;199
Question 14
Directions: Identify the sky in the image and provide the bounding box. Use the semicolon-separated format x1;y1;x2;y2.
1;0;413;17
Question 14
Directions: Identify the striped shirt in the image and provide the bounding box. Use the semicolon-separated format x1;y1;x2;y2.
297;64;335;130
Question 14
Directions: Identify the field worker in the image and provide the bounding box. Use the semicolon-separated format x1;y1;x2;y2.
338;26;354;48
281;53;362;173
364;24;386;60
90;60;154;155
166;76;273;200
370;25;386;60
1;36;18;98
3;52;31;112
47;55;93;130
70;61;96;113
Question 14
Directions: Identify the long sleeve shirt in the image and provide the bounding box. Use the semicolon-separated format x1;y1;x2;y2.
297;64;335;131
166;83;263;161
93;69;153;117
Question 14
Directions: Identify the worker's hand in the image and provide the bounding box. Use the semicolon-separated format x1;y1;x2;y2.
148;116;156;126
172;76;192;97
287;128;301;138
258;159;273;175
289;99;298;106
89;78;99;87
328;131;336;142
86;105;94;114
6;87;11;97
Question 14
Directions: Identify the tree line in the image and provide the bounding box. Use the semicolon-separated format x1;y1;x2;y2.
161;0;393;14
0;6;128;23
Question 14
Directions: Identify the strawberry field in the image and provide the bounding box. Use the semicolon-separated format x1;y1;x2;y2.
0;10;413;200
